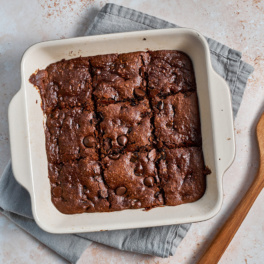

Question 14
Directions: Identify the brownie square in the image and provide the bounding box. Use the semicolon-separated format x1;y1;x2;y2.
90;52;149;103
45;107;99;163
29;58;93;113
147;50;196;97
97;99;153;155
49;159;110;214
101;150;163;211
152;92;202;148
158;147;207;206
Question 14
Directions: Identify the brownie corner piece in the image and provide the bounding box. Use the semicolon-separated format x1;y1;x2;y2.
90;51;149;104
158;147;208;206
101;150;163;211
152;92;201;148
147;50;196;97
97;99;154;155
30;57;93;114
49;158;110;214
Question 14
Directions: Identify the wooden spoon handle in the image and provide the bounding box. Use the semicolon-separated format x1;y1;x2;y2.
197;170;264;264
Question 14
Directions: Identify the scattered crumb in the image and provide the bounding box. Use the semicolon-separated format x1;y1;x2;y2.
219;158;221;160
227;138;231;140
36;100;38;104
143;38;147;41
40;0;96;19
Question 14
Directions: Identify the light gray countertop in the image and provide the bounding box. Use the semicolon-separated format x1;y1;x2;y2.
1;1;264;263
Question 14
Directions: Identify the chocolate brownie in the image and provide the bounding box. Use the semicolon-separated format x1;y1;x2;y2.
29;58;93;114
97;99;153;155
45;107;99;163
90;52;149;103
152;92;202;148
29;50;210;215
158;147;206;206
48;159;109;214
147;50;196;98
101;150;163;211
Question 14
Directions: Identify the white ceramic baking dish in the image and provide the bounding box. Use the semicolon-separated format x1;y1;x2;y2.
8;28;235;234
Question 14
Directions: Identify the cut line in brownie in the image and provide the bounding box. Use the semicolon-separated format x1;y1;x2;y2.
97;99;154;155
101;150;163;211
152;92;202;148
29;57;93;114
147;50;196;98
49;159;110;214
158;147;208;206
45;107;99;163
90;52;149;104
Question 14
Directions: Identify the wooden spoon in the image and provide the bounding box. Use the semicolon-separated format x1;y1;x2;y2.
197;113;264;264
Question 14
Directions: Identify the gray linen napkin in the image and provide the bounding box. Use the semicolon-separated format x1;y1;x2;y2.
0;3;254;263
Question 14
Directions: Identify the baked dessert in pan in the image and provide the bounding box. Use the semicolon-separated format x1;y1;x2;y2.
29;50;210;214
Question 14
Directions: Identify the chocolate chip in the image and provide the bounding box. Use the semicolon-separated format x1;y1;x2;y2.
134;163;144;176
134;88;145;98
52;186;62;198
117;135;128;146
157;101;164;110
99;189;108;198
109;153;120;160
144;177;154;187
83;136;96;148
116;186;127;195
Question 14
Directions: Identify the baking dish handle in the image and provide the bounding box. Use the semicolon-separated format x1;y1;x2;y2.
211;71;236;173
8;90;32;192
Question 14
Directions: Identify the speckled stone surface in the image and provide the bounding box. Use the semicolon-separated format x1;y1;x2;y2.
0;0;263;263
